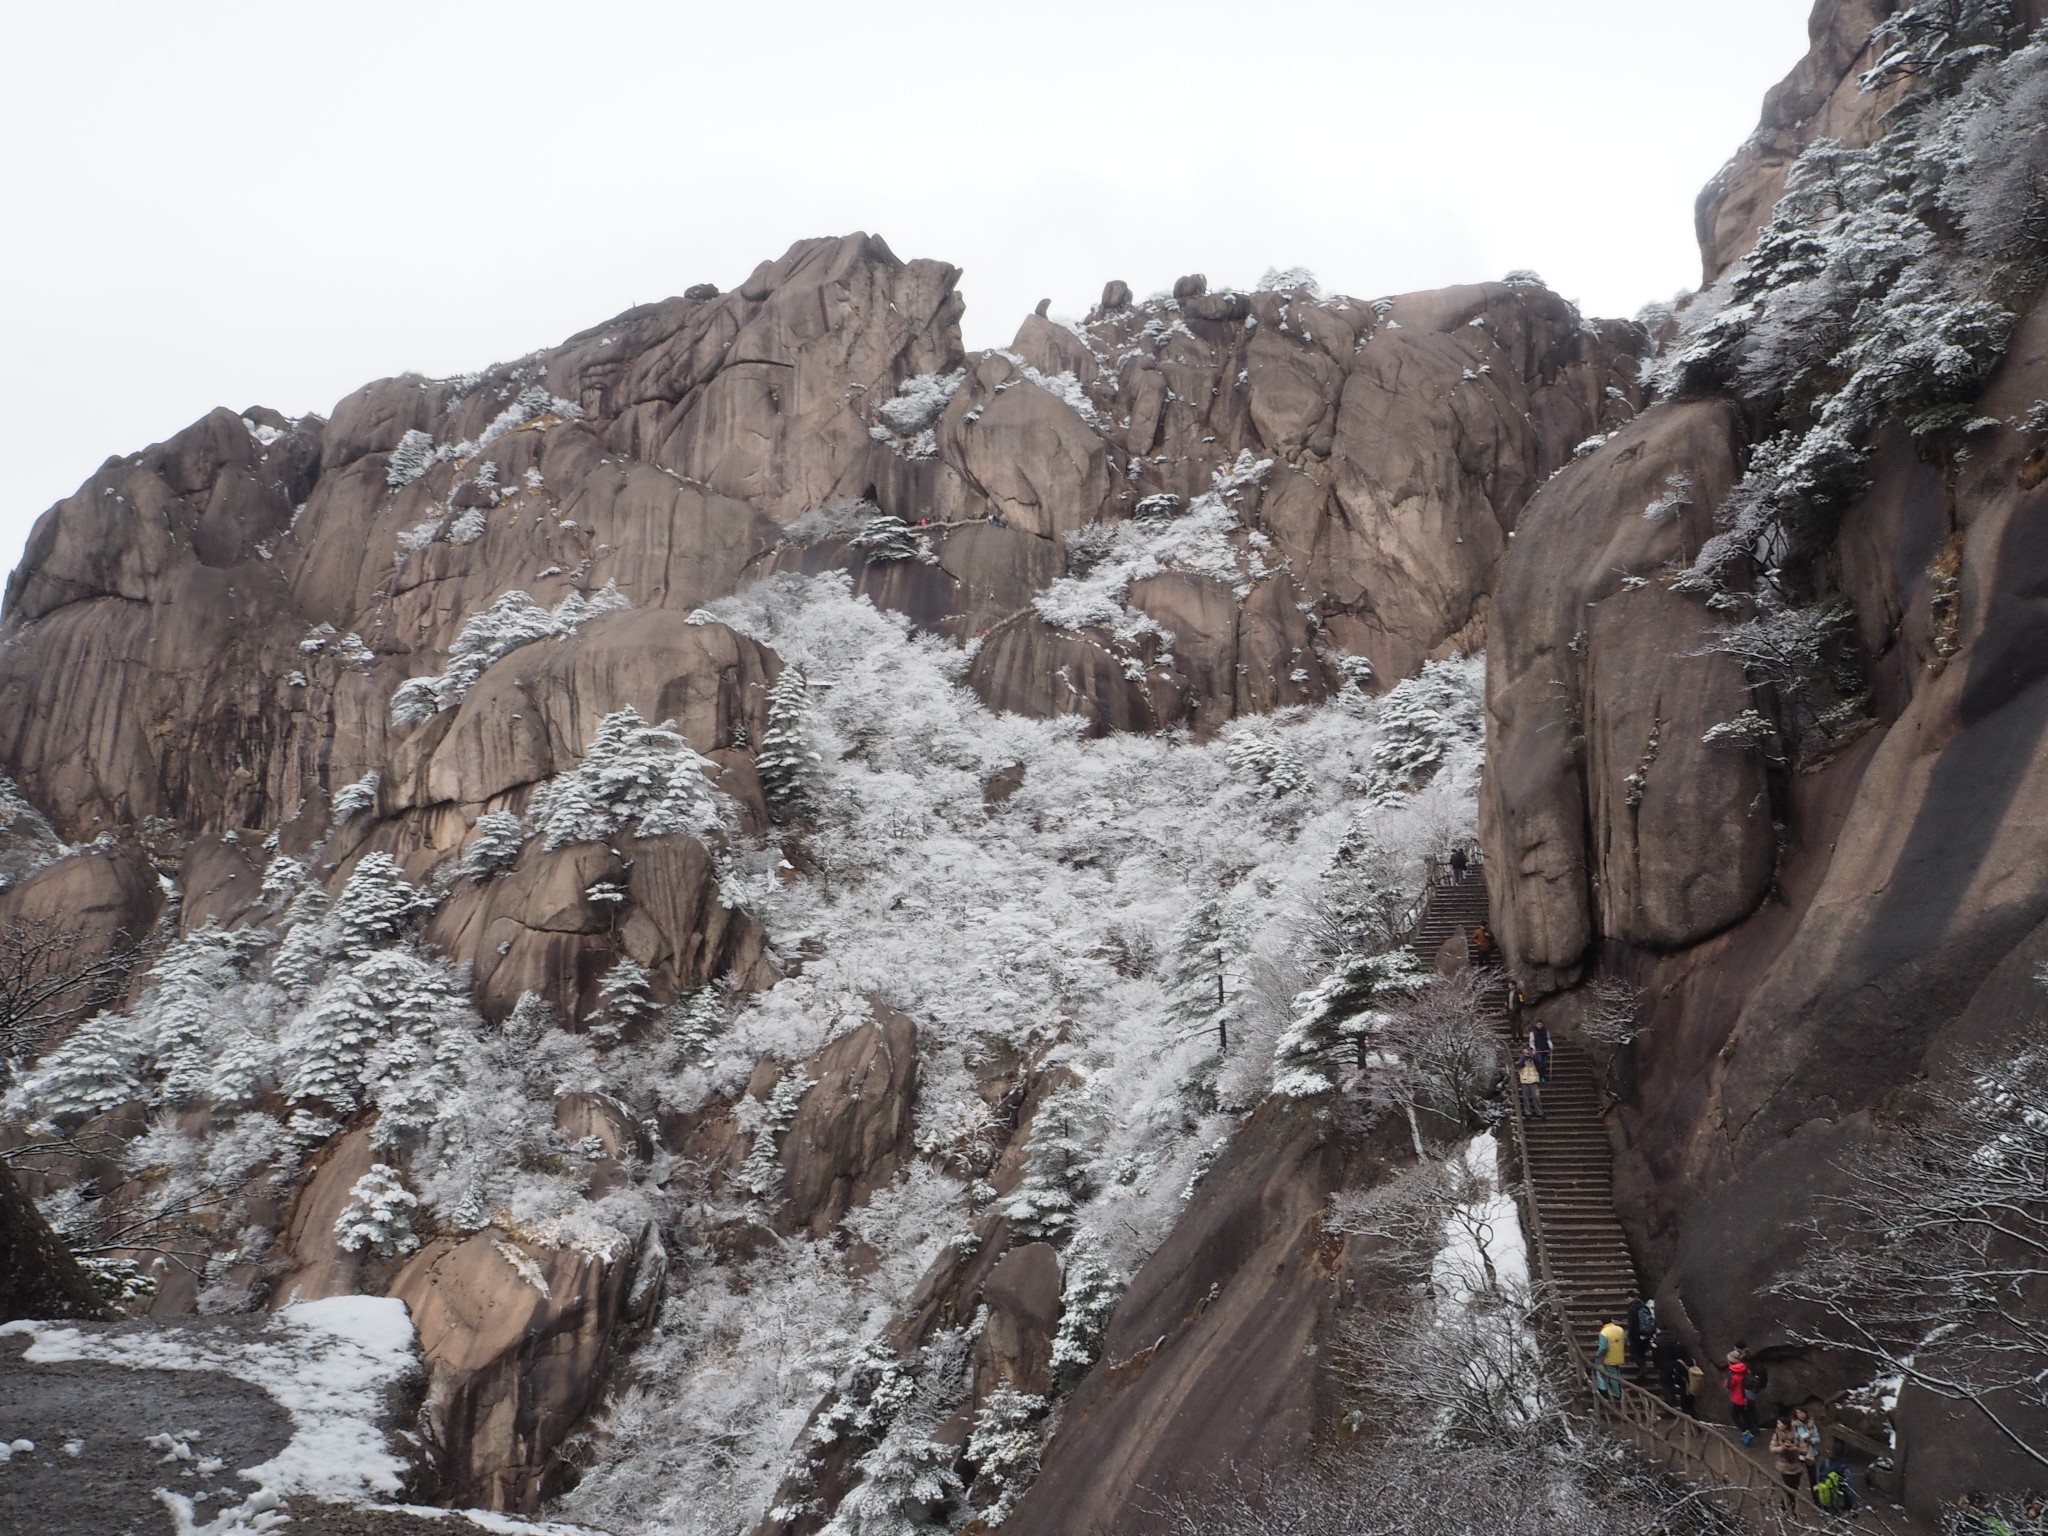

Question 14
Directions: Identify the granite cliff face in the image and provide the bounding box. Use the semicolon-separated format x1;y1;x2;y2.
2;0;2045;1529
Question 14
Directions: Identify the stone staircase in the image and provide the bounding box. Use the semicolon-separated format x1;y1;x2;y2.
1402;866;1642;1354
1507;1036;1640;1347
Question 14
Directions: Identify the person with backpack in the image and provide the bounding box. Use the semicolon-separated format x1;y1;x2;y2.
1814;1457;1859;1514
1725;1348;1760;1442
1683;1357;1706;1417
1628;1293;1656;1369
1594;1318;1627;1401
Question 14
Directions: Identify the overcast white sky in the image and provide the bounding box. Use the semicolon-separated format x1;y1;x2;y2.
0;0;1814;579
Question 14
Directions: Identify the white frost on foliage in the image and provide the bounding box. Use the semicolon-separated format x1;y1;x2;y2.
561;572;1480;1534
527;707;731;851
390;583;630;727
868;369;964;460
1032;450;1275;644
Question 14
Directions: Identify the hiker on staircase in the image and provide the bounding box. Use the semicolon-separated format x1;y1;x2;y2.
1528;1018;1552;1084
1650;1324;1694;1411
1449;846;1469;884
1516;1050;1545;1119
1725;1348;1761;1442
1594;1317;1628;1401
1469;923;1497;968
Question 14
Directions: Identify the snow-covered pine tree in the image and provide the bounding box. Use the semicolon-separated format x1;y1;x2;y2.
1002;1087;1098;1240
1167;896;1242;1052
1273;948;1428;1098
333;1163;421;1258
756;666;822;824
458;811;527;879
1362;658;1482;806
330;853;431;959
964;1388;1048;1528
358;949;475;1146
11;1011;149;1124
148;923;270;1107
528;707;728;849
593;957;658;1040
1048;1238;1122;1389
282;968;382;1127
663;986;728;1061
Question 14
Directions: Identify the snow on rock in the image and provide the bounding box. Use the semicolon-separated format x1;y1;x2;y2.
1;1296;419;1504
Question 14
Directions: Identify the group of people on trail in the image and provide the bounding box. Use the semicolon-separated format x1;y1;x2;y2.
1592;1321;1863;1514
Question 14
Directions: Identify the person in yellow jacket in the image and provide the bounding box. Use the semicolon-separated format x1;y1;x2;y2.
1593;1320;1627;1400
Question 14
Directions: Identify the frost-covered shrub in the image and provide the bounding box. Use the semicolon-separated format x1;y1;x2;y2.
1032;451;1274;644
458;810;527;879
529;707;731;850
849;516;926;563
1257;265;1322;296
1224;729;1310;798
869;369;964;459
329;771;380;824
1361;657;1483;806
386;429;436;488
390;582;629;727
1664;22;2039;591
875;370;965;436
1692;598;1870;766
448;506;488;545
334;1164;421;1258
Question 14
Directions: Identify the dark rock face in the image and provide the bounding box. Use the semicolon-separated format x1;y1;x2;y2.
1005;1100;1402;1536
0;1161;111;1323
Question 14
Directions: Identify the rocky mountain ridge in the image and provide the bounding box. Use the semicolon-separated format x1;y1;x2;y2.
2;0;2045;1531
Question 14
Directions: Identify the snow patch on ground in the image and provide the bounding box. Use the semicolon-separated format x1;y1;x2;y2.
1;1296;417;1504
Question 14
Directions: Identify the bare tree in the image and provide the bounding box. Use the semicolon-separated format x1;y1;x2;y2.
1375;971;1506;1132
0;917;136;1089
1576;977;1646;1050
1773;1043;2048;1472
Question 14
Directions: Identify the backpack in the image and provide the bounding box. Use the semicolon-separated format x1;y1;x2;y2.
1686;1363;1707;1397
1747;1361;1770;1394
1815;1468;1857;1511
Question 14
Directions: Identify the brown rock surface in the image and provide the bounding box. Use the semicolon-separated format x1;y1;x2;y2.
391;1226;651;1510
778;1004;920;1237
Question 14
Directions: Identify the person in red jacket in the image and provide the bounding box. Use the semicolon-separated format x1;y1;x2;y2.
1725;1348;1760;1442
